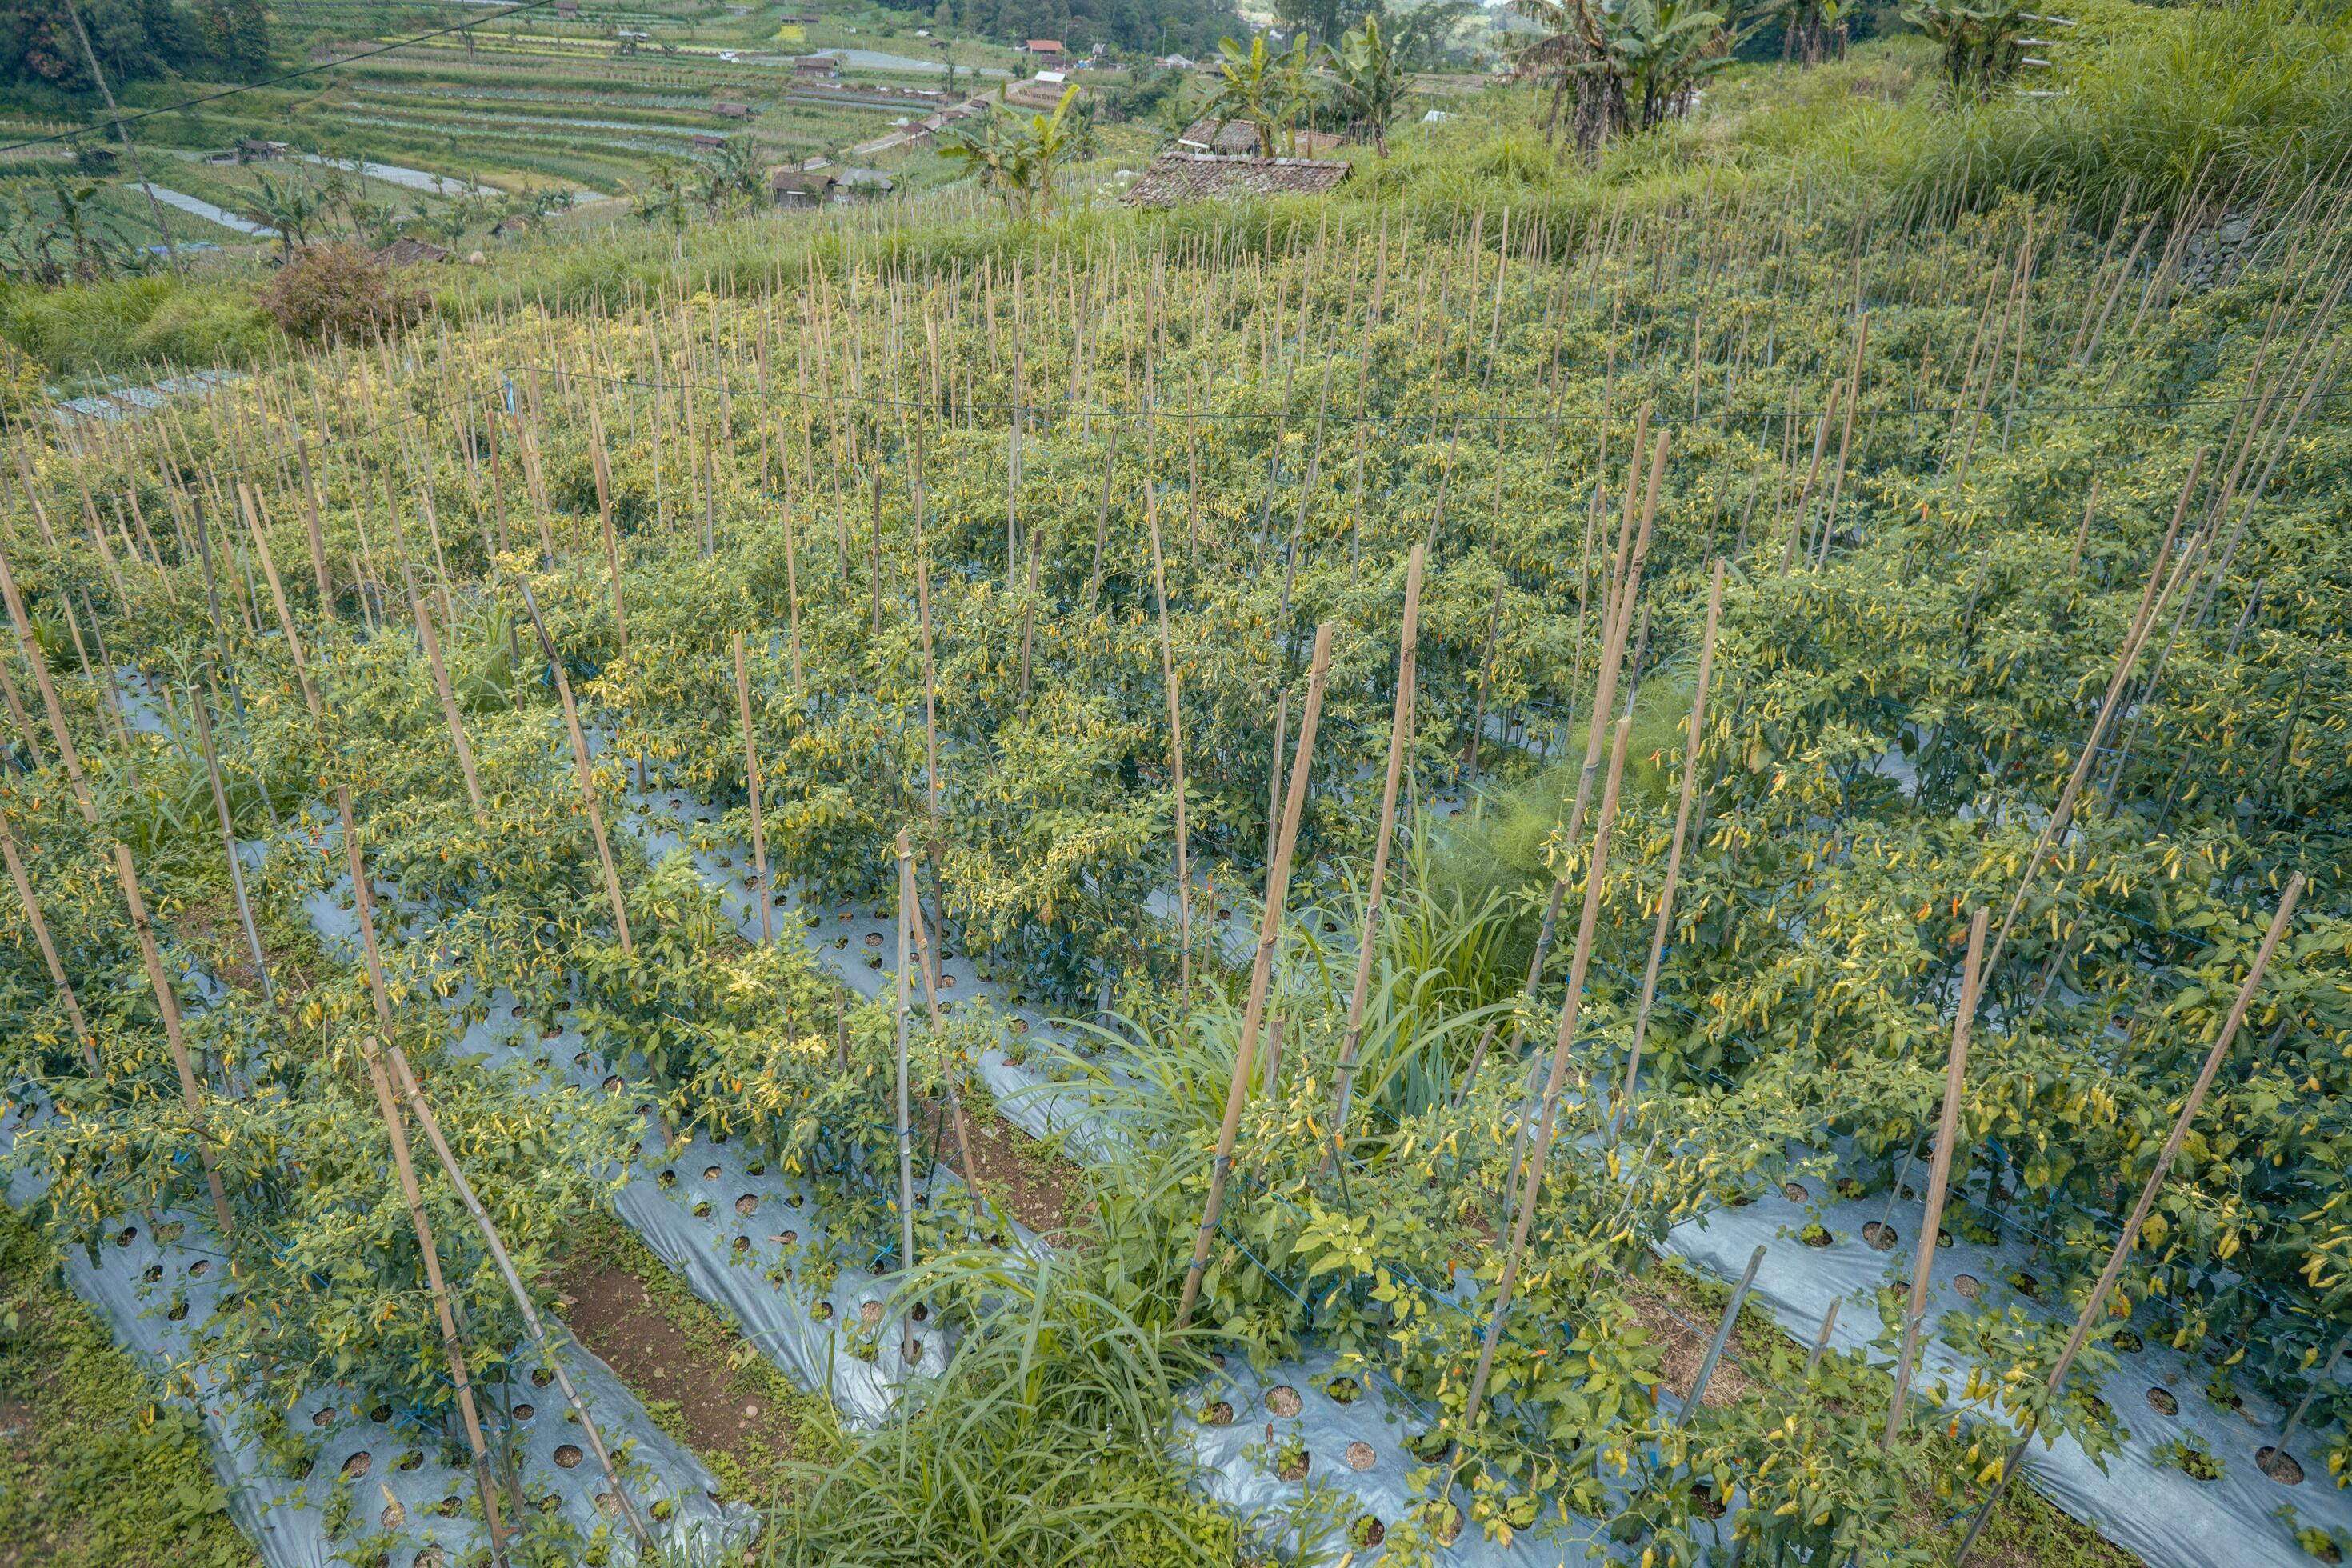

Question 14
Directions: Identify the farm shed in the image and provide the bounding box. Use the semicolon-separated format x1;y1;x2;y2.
1123;152;1351;207
770;167;836;206
376;237;451;266
714;100;755;119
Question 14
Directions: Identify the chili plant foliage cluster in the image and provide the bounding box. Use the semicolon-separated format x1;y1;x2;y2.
0;170;2343;1566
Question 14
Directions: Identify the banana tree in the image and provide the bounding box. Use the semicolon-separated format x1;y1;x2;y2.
1330;16;1408;154
1905;0;2032;98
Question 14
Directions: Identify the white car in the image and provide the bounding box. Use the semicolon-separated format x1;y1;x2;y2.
719;49;738;61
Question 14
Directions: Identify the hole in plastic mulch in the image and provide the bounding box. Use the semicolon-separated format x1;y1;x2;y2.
596;1493;619;1517
188;1259;208;1277
2259;1446;2304;1485
860;1301;885;1331
1266;1386;1302;1418
342;1450;373;1479
1200;1400;1234;1426
414;1549;446;1568
143;1264;164;1283
1954;1274;1982;1299
115;1226;138;1248
1350;1516;1386;1548
2145;1387;2179;1415
601;1075;621;1093
381;1499;406;1528
1346;1441;1377;1470
531;1366;554;1388
397;1450;423;1470
513;1403;534;1420
370;1403;391;1423
1782;1182;1809;1204
554;1443;583;1470
703;1166;722;1182
811;1301;834;1321
737;1194;759;1218
166;1301;189;1321
1861;1221;1898;1250
311;1408;334;1428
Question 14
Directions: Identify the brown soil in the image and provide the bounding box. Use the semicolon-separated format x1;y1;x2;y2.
550;1242;801;1468
1627;1284;1750;1409
173;896;319;1002
923;1098;1089;1244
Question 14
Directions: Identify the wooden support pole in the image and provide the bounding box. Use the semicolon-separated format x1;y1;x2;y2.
893;839;917;1275
1986;450;2206;975
731;634;771;945
1461;578;1503;786
386;1044;658;1556
410;592;486;827
362;1038;512;1568
1177;622;1335;1329
1146;482;1192;993
295;436;332;606
1679;1244;1766;1425
0;810;96;1069
518;585;632;956
237;482;322;718
584;401;629;653
1329;546;1423;1157
1613;559;1722;1140
114;843;235;1235
1956;874;2304;1564
1884;906;1987;1446
1458;715;1633;1446
189;686;271;1003
1458;426;1661;1104
898;829;980;1225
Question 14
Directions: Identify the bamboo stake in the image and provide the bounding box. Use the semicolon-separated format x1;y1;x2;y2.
114;843;235;1235
1176;622;1334;1329
898;829;980;1226
731;634;770;945
1146;478;1192;993
1461;578;1503;786
1884;906;1987;1446
1986;450;2205;975
0;540;94;819
0;810;96;1069
1456;715;1633;1447
1329;545;1423;1160
1458;425;1661;1103
294;436;332;605
1956;873;2305;1563
518;585;631;956
386;1043;658;1556
913;538;946;971
411;592;486;826
189;686;271;1002
893;840;916;1275
584;401;629;652
362;1038;512;1567
1612;559;1721;1140
236;482;321;718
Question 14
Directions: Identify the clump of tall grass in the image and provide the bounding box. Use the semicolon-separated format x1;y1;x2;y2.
762;1249;1241;1568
